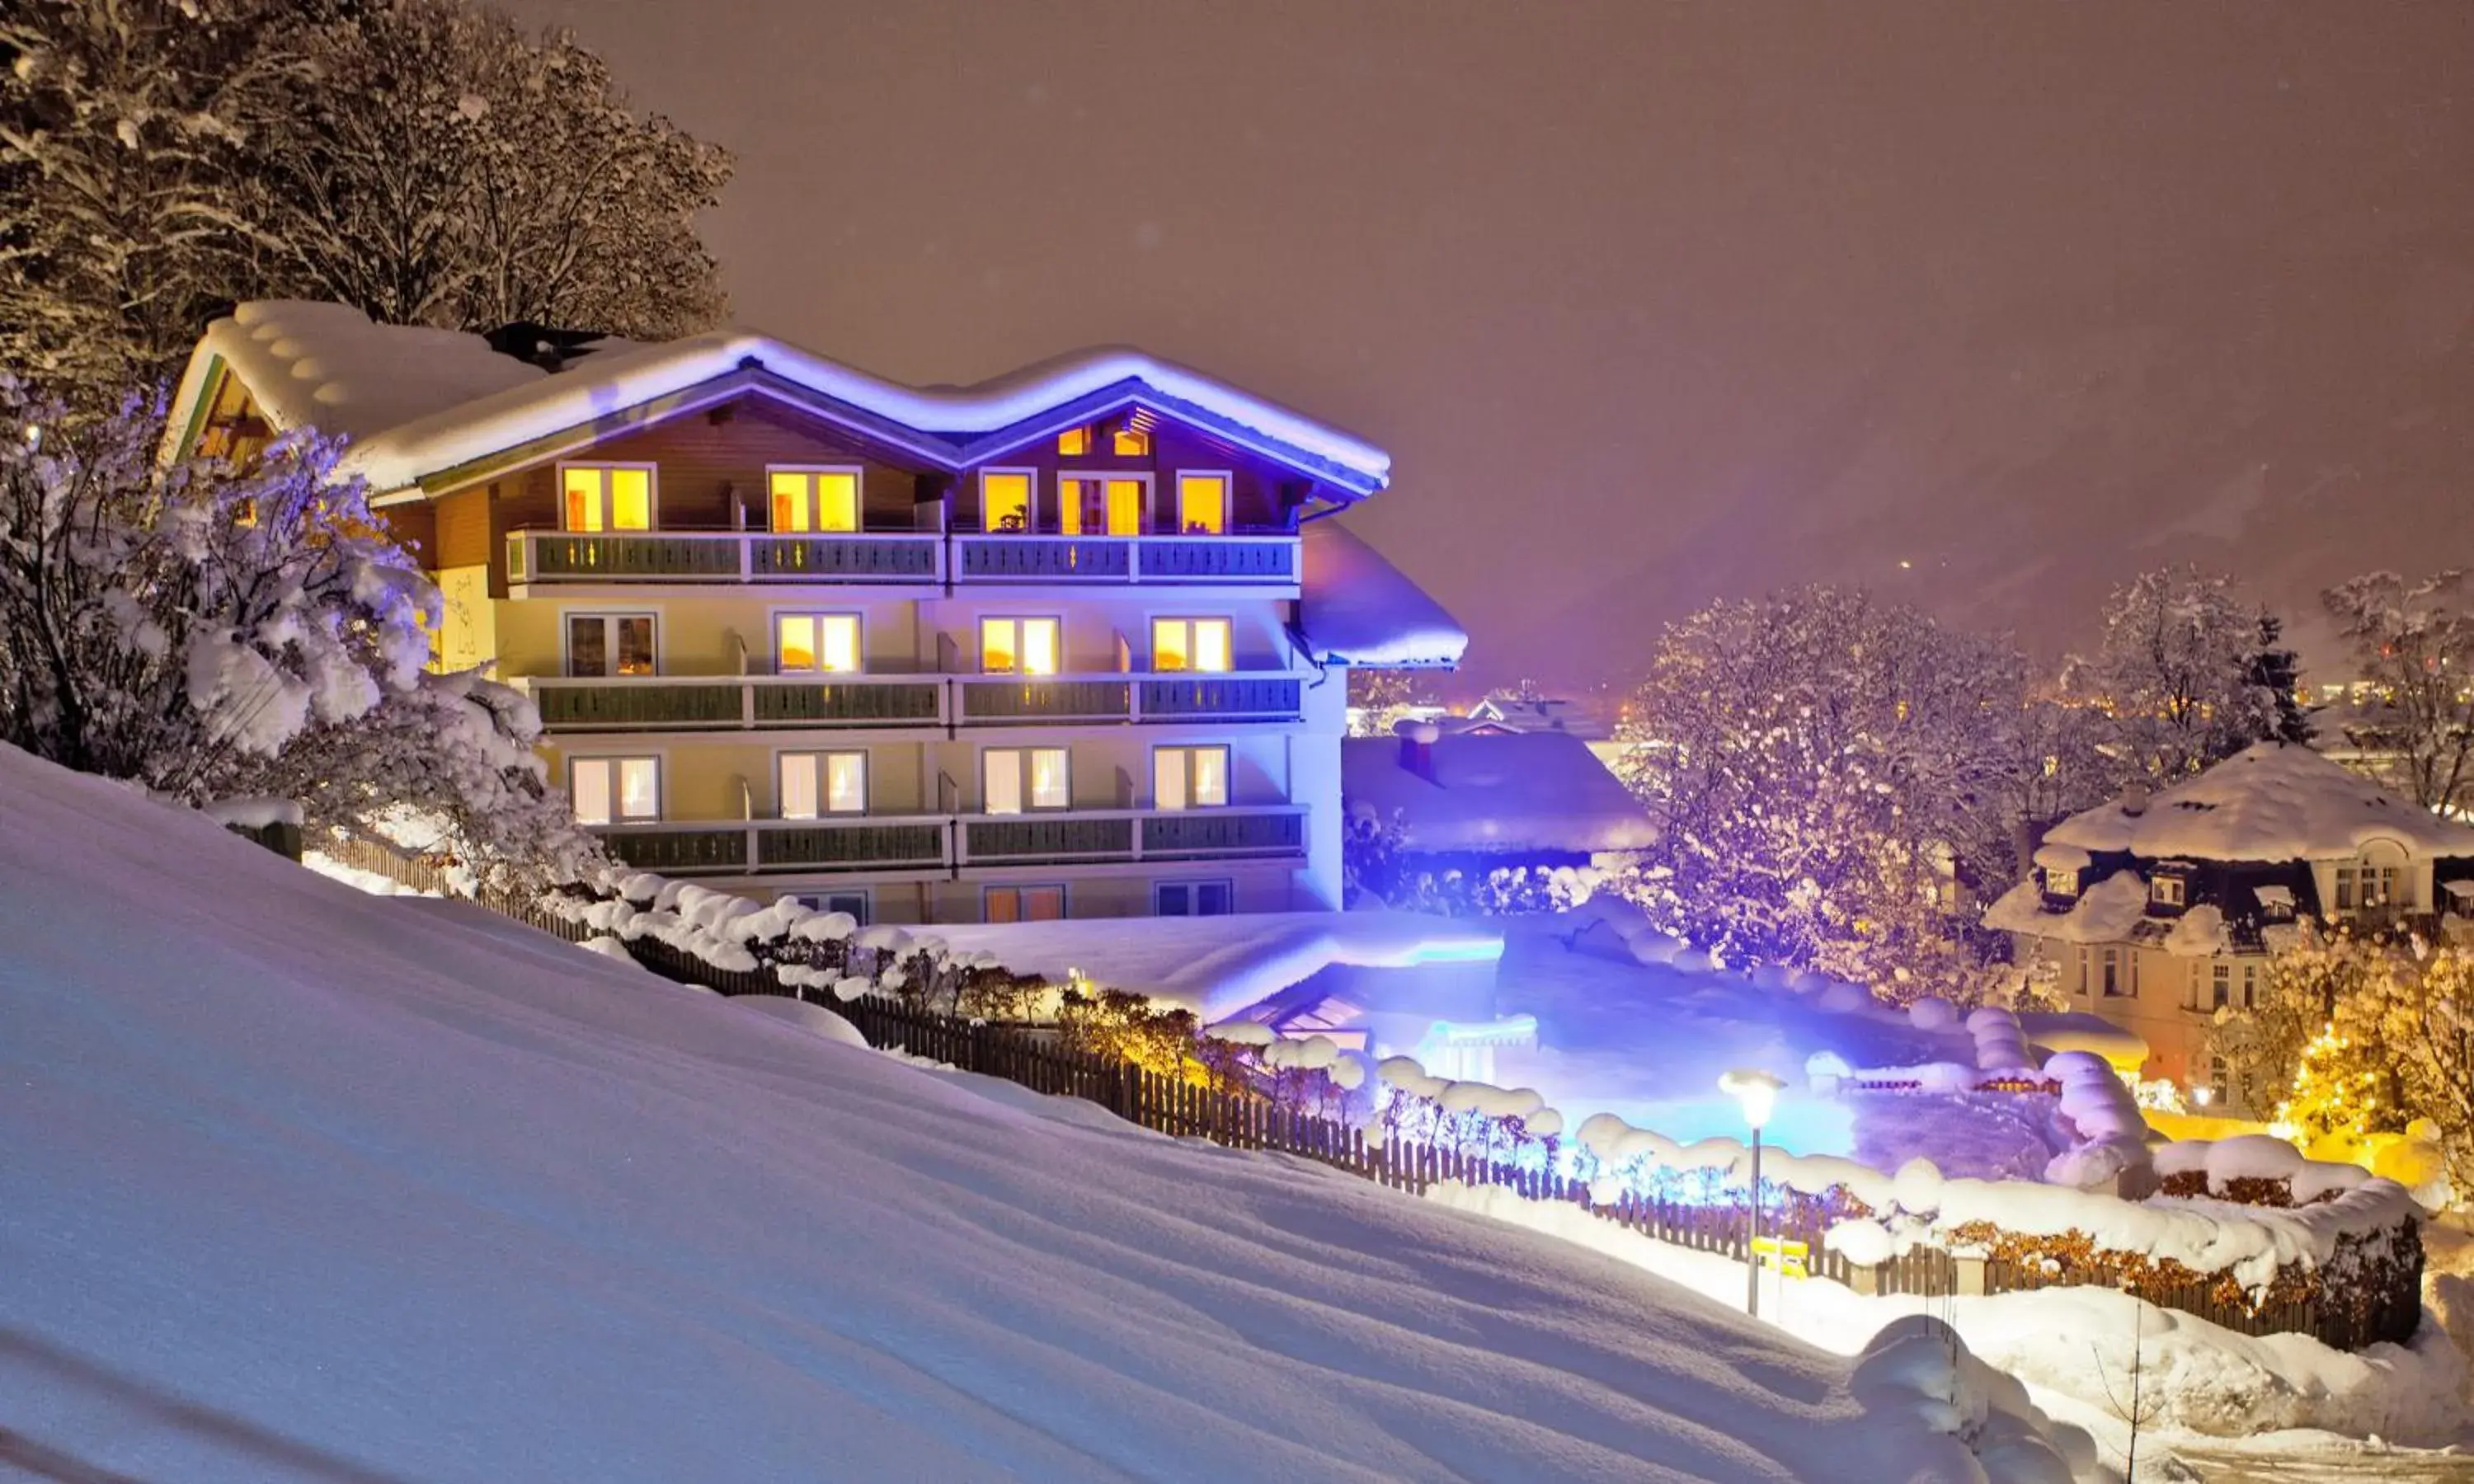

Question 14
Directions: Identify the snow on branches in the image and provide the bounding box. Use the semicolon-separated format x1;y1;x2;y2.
0;379;433;791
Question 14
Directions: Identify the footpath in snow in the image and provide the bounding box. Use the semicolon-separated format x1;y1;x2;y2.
0;744;2094;1483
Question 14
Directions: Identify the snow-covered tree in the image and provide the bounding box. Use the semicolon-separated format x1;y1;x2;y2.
1345;668;1433;738
1616;585;2021;999
0;379;433;791
2322;571;2474;815
2;0;731;402
2063;566;2290;783
245;0;731;339
0;0;285;397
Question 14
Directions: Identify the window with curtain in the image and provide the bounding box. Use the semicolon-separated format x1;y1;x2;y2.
567;614;655;677
1059;476;1146;535
981;617;1059;674
983;747;1070;814
779;751;867;819
980;470;1034;533
1151;617;1231;672
1153;744;1230;810
562;466;654;532
769;467;861;533
985;885;1066;922
571;756;659;824
776;613;861;673
1175;472;1230;533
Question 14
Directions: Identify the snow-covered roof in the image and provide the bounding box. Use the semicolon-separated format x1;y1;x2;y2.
1982;871;2148;943
2255;884;2297;909
1343;730;1656;855
167;301;550;453
289;322;1390;495
1296;519;1468;668
2031;843;2091;872
2042;742;2474;863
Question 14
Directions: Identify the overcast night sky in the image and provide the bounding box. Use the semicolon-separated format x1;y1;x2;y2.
503;1;2474;691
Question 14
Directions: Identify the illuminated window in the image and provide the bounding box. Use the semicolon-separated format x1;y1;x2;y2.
981;616;1060;674
567;613;655;677
1155;881;1233;917
571;756;659;824
769;467;860;533
985;885;1066;923
980;470;1034;533
779;750;868;818
1111;423;1150;456
562;465;654;532
776;613;861;674
2210;963;2232;1010
1151;617;1231;673
2044;867;2078;898
1056;425;1091;456
2151;875;2185;908
1153;744;1230;810
983;747;1070;814
1059;475;1147;536
1175;472;1230;534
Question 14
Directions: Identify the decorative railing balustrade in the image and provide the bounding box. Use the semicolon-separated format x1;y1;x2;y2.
506;529;1298;587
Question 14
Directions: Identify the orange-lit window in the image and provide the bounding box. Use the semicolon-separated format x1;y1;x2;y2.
985;884;1066;922
769;467;860;533
776;613;860;673
562;465;654;532
981;616;1059;674
980;470;1034;533
1111;423;1150;456
1151;618;1231;673
1176;472;1230;534
1056;425;1091;456
1059;475;1146;536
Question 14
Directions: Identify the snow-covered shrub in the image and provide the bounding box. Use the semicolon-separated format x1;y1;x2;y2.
0;384;430;791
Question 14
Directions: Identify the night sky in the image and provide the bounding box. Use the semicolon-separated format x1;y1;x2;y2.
505;1;2474;689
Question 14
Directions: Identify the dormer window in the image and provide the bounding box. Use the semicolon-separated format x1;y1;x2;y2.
2152;875;2185;908
2044;867;2079;898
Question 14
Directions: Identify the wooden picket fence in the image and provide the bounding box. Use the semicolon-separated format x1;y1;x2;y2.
317;838;2412;1351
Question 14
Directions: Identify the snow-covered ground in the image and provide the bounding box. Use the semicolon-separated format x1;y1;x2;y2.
0;744;2086;1482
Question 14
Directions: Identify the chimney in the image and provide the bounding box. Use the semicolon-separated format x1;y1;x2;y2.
2121;782;2150;817
1395;718;1441;783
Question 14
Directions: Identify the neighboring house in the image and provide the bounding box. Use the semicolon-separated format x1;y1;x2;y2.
1985;741;2474;1111
1461;692;1615;741
1342;722;1658;876
167;301;1465;925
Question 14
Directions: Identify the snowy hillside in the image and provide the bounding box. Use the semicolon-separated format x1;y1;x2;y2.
0;744;2077;1482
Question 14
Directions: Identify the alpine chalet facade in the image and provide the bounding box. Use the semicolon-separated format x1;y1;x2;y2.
167;303;1464;925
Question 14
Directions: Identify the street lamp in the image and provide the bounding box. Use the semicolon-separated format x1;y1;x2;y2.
1719;1068;1785;1317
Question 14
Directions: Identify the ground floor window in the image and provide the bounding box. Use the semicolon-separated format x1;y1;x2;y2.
791;889;871;926
571;755;659;824
985;885;1066;923
1155;880;1234;917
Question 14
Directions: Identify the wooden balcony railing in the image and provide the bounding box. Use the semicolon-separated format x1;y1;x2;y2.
522;675;945;730
507;529;944;585
526;671;1302;733
505;529;1296;586
590;806;1309;875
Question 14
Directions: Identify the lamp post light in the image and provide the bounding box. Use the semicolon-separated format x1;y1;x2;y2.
1719;1068;1786;1318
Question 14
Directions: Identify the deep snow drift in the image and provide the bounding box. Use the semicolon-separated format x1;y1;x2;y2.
0;745;2072;1482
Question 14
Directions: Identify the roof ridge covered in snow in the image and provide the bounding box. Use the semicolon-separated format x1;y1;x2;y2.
2041;741;2474;863
1340;728;1654;854
169;299;1393;498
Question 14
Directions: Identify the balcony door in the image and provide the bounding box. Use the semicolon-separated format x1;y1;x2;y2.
1174;473;1230;534
981;617;1060;674
561;465;655;532
777;613;861;674
571;756;659;824
769;467;861;533
1153;744;1230;810
1059;475;1146;536
567;613;655;677
1151;617;1231;672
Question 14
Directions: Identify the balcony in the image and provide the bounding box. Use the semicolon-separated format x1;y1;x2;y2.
596;817;952;875
950;533;1297;586
590;806;1307;874
522;675;945;731
957;672;1303;726
956;806;1307;866
507;529;943;585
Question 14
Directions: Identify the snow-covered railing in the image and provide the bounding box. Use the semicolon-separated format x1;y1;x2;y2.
506;528;943;585
950;532;1298;586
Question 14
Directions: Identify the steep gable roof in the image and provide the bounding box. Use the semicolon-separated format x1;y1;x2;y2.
1295;519;1467;668
168;303;1392;499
